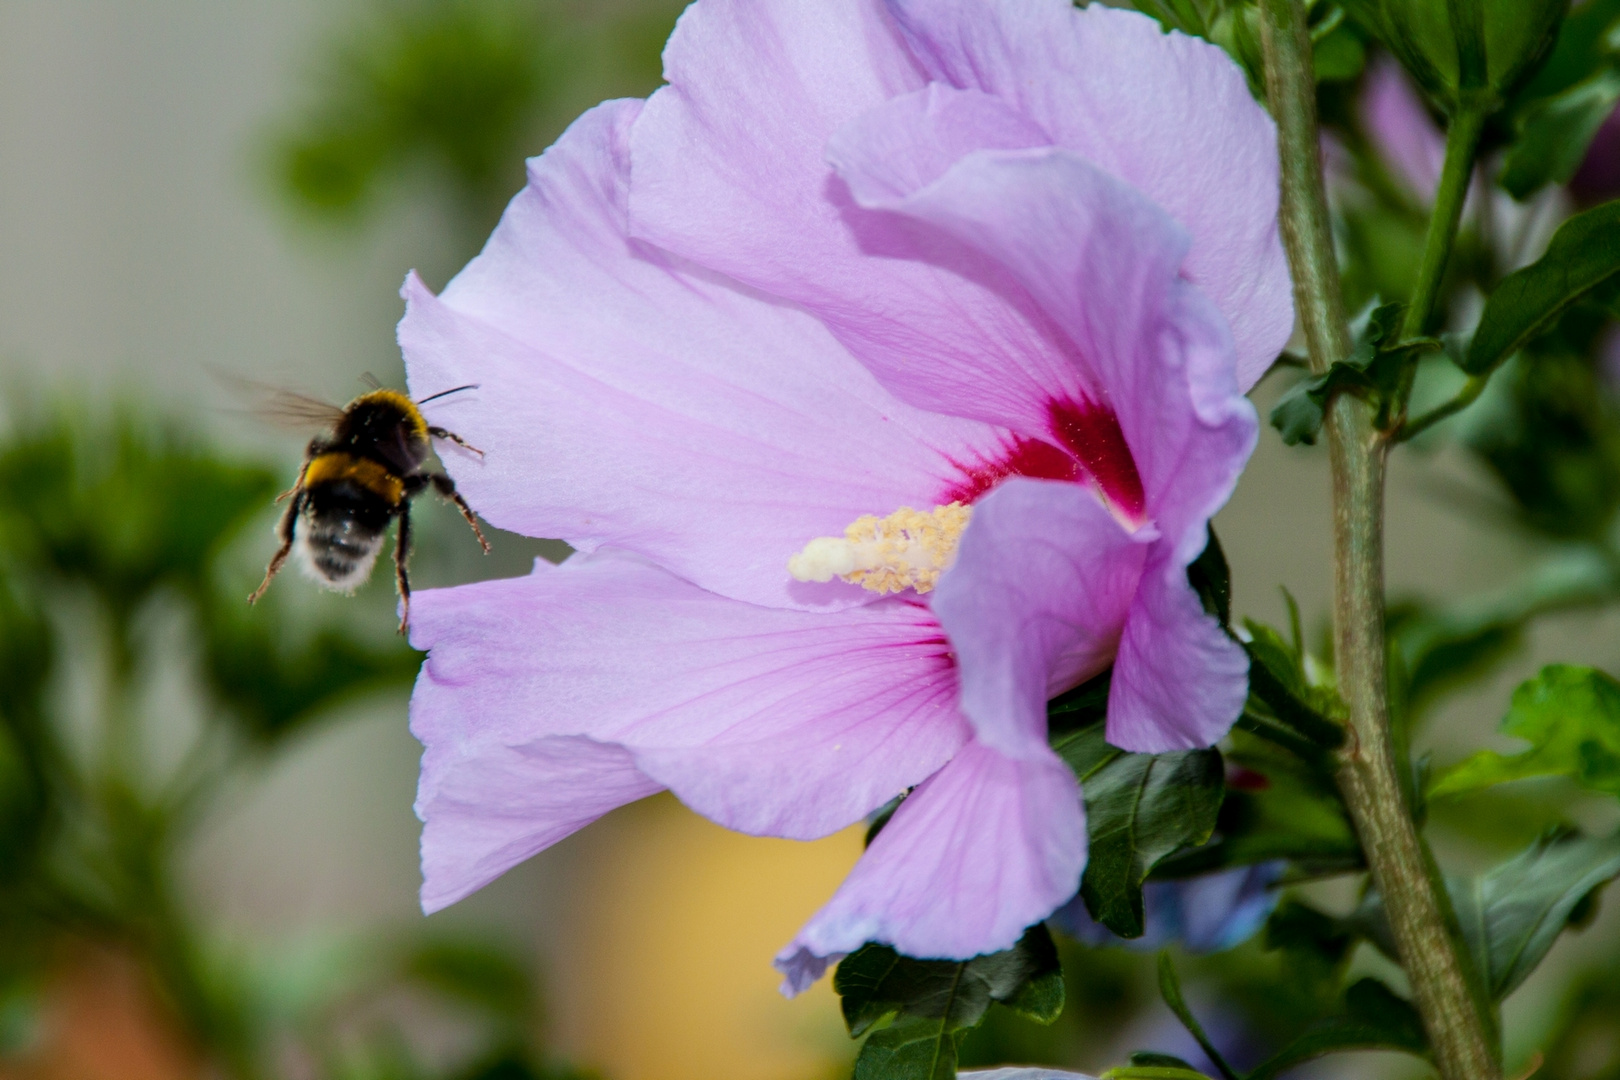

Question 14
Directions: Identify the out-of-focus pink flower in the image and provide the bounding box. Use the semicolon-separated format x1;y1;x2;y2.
1360;54;1447;204
1571;106;1620;205
1358;54;1566;273
1051;862;1284;953
399;0;1289;985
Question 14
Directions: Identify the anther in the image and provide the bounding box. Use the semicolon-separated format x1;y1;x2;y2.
788;502;972;595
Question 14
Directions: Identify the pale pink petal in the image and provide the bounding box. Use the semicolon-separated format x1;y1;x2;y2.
1106;556;1250;753
825;83;1047;207
884;0;1291;388
628;0;1086;430
818;85;1084;432
776;739;1084;991
401;98;1006;612
409;551;969;893
930;478;1143;759
417;735;661;913
831;142;1257;556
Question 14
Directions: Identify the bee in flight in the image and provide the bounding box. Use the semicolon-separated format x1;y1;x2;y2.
246;376;489;632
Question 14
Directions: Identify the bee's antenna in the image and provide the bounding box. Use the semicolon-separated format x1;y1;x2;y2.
416;384;480;405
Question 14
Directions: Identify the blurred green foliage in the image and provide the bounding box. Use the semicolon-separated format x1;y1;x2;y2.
0;402;585;1079
271;0;683;241
277;0;553;226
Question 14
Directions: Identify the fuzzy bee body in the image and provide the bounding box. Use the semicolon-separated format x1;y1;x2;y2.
249;387;488;631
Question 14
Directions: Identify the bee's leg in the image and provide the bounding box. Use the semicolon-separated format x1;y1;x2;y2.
429;472;490;552
394;501;413;635
427;427;484;458
275;460;309;504
249;491;303;605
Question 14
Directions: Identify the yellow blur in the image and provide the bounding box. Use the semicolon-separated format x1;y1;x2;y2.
553;795;864;1080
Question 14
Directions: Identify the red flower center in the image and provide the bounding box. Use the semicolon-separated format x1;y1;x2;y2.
943;398;1146;522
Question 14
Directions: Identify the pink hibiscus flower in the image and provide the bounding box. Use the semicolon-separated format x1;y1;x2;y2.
398;0;1289;987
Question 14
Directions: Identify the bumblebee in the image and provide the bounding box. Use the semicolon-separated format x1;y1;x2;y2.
248;381;489;631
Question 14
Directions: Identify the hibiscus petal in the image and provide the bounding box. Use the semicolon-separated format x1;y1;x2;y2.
776;739;1084;991
831;143;1257;559
410;550;969;885
1106;556;1250;753
826;83;1047;207
929;478;1143;760
884;0;1292;387
401;98;1004;612
628;0;1087;430
417;734;662;914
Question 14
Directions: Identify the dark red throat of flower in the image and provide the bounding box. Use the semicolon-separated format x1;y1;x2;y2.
945;399;1146;521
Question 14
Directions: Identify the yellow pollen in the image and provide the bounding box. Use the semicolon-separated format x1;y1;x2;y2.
787;502;973;595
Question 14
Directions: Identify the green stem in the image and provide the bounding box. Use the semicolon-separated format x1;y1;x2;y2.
1256;4;1502;1080
1259;0;1348;379
1395;374;1487;443
1403;105;1487;339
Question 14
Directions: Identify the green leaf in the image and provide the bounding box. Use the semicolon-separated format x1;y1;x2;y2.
1048;668;1112;737
1456;828;1620;998
1465;349;1620;541
1103;1064;1215;1080
1387;601;1523;720
1156;955;1239;1080
1128;0;1213;37
1375;0;1565;104
1269;378;1331;446
837;926;1065;1080
1051;721;1122;780
1512;0;1620;104
1241;621;1346;749
1501;67;1620;198
1078;748;1224;938
1430;665;1620;798
1207;4;1266;94
1357;829;1620;1000
1463;201;1620;375
1155;748;1360;877
1123;1052;1204;1071
865;793;905;847
1270;302;1439;445
1186;526;1231;627
1263;900;1358;1006
854;1016;963;1080
1244;978;1428;1080
1313;11;1369;83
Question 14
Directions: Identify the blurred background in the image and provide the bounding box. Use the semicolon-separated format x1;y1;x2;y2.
0;1;1618;1078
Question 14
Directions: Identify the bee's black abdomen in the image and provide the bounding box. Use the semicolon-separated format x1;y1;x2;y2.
298;480;395;592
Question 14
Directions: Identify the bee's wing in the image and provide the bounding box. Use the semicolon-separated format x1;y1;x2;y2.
255;389;349;428
208;366;347;430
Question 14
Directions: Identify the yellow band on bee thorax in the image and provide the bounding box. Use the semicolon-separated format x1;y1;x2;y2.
352;389;429;440
304;452;406;505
